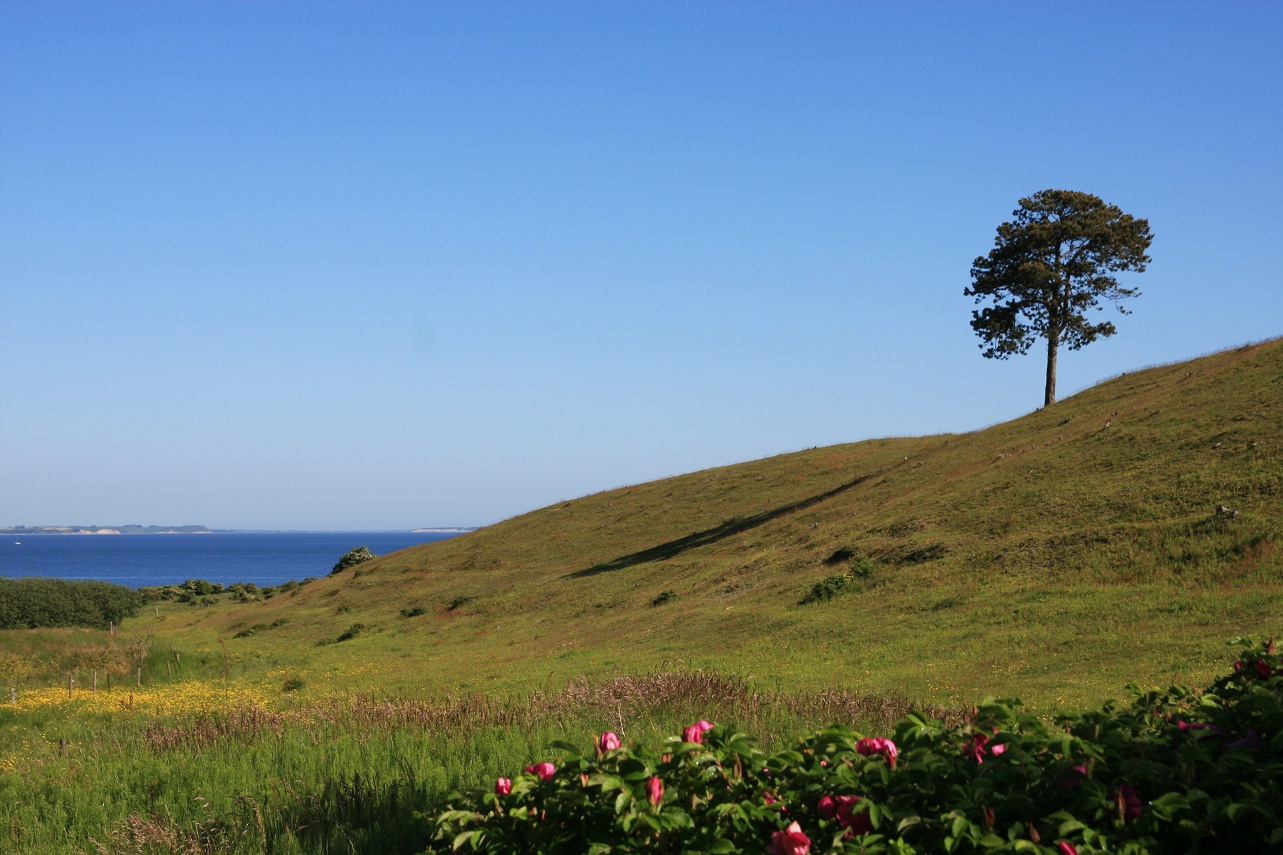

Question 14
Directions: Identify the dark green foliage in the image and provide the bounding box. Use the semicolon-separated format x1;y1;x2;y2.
335;623;367;642
431;638;1283;854
799;572;861;605
446;596;474;612
400;607;428;618
282;676;305;692
651;590;678;606
800;559;873;605
142;578;226;602
0;577;143;629
332;546;376;575
967;189;1153;405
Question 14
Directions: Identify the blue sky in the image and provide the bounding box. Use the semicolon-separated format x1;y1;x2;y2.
2;1;1280;530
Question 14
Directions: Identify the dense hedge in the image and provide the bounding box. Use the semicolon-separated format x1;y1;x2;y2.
432;639;1283;854
0;577;143;630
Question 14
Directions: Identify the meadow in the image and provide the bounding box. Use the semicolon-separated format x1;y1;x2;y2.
1;338;1281;853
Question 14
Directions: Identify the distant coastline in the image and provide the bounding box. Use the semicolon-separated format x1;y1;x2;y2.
1;525;213;535
3;525;479;536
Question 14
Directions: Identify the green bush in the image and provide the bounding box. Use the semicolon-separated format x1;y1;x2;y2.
799;559;876;606
800;574;852;605
431;638;1283;854
331;546;376;575
335;623;367;642
0;578;143;629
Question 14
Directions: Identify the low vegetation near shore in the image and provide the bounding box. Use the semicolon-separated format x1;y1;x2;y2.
0;668;953;855
432;638;1283;854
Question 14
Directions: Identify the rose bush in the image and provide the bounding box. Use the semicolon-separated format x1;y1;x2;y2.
430;639;1283;853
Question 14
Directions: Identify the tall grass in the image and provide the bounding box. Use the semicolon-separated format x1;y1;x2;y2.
0;670;957;855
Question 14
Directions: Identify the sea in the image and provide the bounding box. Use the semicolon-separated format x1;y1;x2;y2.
0;531;466;589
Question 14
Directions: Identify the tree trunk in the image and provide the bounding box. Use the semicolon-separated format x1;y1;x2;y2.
1044;328;1059;407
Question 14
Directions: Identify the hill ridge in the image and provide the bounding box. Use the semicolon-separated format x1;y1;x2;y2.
166;337;1282;706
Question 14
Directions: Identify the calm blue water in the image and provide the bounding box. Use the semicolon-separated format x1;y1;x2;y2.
0;532;465;588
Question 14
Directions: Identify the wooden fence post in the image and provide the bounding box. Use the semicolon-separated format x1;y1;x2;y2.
137;667;142;686
59;738;67;757
9;687;15;706
67;674;73;700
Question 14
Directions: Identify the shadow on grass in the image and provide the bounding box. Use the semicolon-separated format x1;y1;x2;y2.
566;472;878;579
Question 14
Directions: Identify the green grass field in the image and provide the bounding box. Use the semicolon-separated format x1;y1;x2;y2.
1;337;1280;853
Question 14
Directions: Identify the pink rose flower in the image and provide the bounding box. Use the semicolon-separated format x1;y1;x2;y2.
646;776;663;807
856;737;898;768
1057;765;1088;788
494;777;511;795
1178;720;1222;734
524;762;556;781
835;795;872;836
817;795;837;819
768;821;810;855
681;720;714;743
1256;659;1274;680
598;731;621;753
1056;843;1078;855
1226;728;1262;750
965;733;989;764
1115;782;1142;820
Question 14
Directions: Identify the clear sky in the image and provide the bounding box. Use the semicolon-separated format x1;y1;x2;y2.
2;1;1280;530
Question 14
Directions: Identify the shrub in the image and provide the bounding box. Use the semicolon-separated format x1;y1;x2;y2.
431;638;1283;854
335;623;366;642
651;590;678;606
331;546;376;575
799;559;876;605
799;573;856;605
400;607;427;618
0;578;143;629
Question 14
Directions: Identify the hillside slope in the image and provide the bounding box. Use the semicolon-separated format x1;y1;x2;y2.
161;339;1283;708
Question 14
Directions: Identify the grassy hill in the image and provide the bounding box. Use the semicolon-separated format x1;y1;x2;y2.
3;338;1282;855
115;337;1283;711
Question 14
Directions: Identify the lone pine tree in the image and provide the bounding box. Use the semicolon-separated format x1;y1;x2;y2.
966;189;1152;406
